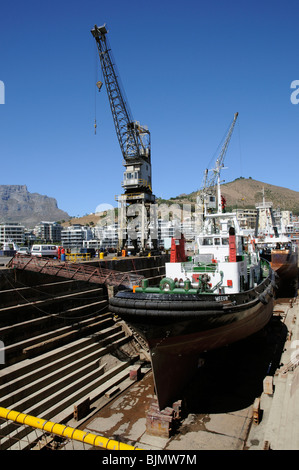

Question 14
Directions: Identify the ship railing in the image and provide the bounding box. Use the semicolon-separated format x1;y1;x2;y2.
182;261;217;273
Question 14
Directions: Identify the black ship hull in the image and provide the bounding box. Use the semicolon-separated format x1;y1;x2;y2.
109;273;276;410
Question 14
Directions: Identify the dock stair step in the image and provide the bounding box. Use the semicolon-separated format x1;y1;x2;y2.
0;357;136;450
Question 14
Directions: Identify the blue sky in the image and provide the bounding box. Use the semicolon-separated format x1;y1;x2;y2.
0;0;298;217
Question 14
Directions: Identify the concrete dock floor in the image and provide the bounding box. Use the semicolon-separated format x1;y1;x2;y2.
246;296;299;450
80;372;252;451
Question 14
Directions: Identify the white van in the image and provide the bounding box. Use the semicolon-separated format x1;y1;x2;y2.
31;245;59;258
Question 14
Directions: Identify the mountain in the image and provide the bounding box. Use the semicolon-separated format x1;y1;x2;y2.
63;178;299;228
0;185;70;228
221;178;299;213
18;178;296;229
157;178;299;215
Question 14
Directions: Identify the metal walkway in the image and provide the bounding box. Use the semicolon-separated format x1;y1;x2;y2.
10;256;143;289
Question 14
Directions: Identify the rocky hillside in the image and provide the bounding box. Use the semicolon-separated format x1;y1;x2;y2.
157;178;299;215
0;185;70;228
221;178;299;213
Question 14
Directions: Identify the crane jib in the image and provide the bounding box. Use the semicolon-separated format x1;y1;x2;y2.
91;24;151;165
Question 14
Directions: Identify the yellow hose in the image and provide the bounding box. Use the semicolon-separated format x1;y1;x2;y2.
0;407;142;450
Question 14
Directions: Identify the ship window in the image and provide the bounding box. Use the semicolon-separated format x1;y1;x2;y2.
222;238;229;245
214;238;220;245
203;238;213;245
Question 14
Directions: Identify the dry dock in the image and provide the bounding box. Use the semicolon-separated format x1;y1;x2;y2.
0;255;298;451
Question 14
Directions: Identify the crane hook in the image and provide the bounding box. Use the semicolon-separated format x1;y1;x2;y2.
96;81;103;92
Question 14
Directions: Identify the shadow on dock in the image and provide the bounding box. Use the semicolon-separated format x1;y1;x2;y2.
182;315;288;415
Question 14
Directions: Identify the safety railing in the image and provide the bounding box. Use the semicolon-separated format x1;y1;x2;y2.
65;253;91;262
0;407;142;450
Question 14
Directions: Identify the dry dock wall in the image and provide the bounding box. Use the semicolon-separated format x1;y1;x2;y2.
88;254;169;285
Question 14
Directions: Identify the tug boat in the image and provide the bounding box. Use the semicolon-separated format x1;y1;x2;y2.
256;235;298;285
254;192;298;287
110;213;276;409
109;116;276;410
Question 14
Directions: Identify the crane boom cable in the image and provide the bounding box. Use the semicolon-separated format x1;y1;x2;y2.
94;41;98;134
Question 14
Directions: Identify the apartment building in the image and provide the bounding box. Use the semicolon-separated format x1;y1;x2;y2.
34;221;62;243
234;209;257;230
61;224;92;250
0;223;25;246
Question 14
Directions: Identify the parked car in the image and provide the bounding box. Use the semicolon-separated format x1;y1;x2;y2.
17;247;30;255
31;245;58;258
